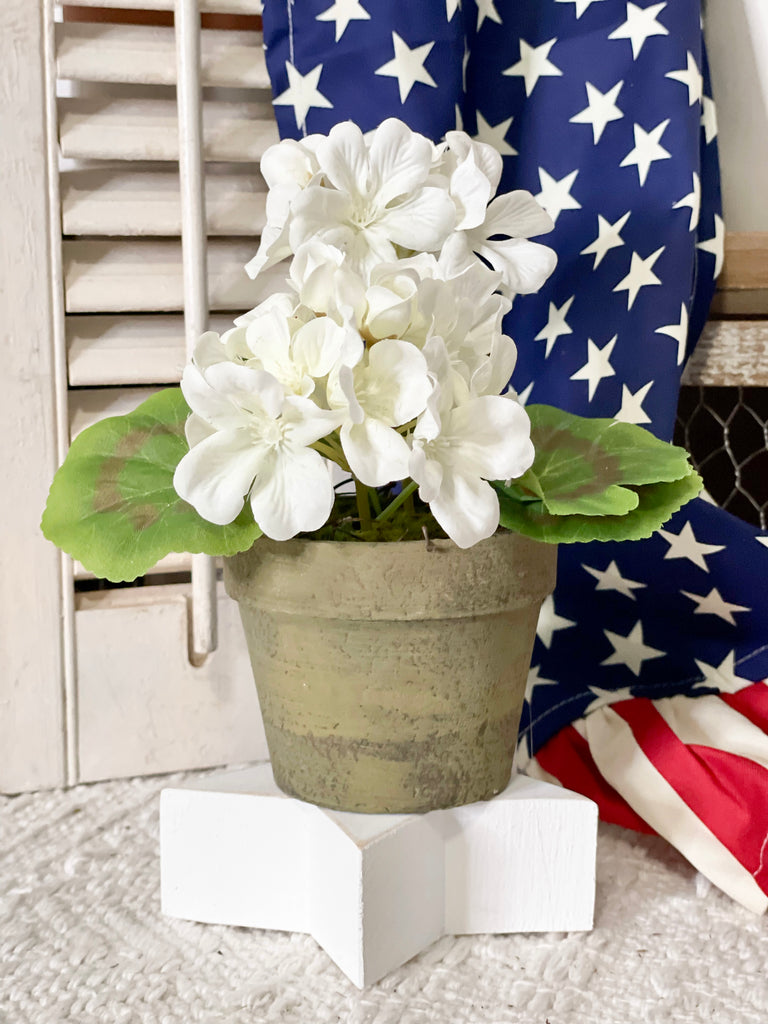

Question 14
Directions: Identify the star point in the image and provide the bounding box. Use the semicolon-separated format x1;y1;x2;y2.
681;587;750;626
697;214;725;278
614;380;653;424
535;168;581;224
534;295;575;357
583;559;647;599
602;621;665;676
273;62;334;133
701;95;718;144
620;119;671;186
665;51;703;106
556;0;608;17
608;2;669;60
315;0;370;42
476;0;502;29
570;335;617;401
524;664;559;705
536;594;576;649
375;32;438;104
613;247;664;310
474;112;517;156
570;80;624;144
655;303;689;366
673;172;701;232
503;38;563;96
693;651;754;694
657;521;725;571
580;211;630;269
585;684;636;713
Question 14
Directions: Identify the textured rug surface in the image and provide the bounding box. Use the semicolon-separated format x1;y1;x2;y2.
1;769;767;1024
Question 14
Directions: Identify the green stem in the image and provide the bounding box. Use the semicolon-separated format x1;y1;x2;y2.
368;487;382;516
375;479;418;523
355;479;372;532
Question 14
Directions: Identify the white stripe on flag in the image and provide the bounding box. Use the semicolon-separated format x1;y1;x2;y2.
653;693;768;774
584;705;768;914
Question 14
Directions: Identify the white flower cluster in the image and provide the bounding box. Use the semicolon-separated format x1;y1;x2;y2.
173;118;557;548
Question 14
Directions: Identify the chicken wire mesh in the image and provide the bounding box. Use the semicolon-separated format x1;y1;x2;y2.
675;386;768;530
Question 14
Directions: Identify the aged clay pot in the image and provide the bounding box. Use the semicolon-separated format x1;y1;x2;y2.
224;532;557;814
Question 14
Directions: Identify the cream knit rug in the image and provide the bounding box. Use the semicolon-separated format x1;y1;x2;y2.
2;769;767;1024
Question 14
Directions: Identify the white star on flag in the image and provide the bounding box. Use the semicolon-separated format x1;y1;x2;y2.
475;112;517;156
701;95;718;144
536;594;576;649
535;295;575;357
620;119;671;186
693;651;755;694
601;620;665;676
445;0;461;20
655;303;689;366
614;380;653;424
697;213;725;278
273;62;334;132
666;51;703;106
583;559;647;599
375;32;438;104
556;0;608;18
673;172;701;232
316;0;370;42
608;2;669;60
580;211;630;268
613;247;664;310
570;335;617;401
658;521;725;571
503;38;563;96
758;537;768;550
681;588;750;626
570;80;624;144
476;0;502;29
515;380;535;406
524;664;559;705
585;685;635;713
535;168;581;223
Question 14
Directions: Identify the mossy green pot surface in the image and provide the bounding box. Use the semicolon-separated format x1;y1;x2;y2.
224;532;558;814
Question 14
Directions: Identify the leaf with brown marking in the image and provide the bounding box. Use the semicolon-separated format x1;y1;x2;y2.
41;388;261;582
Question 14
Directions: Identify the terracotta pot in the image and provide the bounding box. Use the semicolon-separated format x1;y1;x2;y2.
224;532;557;813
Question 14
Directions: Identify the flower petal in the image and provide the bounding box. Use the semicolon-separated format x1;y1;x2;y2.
447;396;534;480
364;339;431;425
429;471;500;549
444;131;502;195
180;364;249;431
450;152;493;231
377;187;456;252
368;118;435;205
204;362;284;420
341;419;411;487
281;395;345;445
474;238;557;295
316;120;369;196
483;191;554;239
293;317;363;379
248;446;334;541
173;428;267;525
409;444;443;503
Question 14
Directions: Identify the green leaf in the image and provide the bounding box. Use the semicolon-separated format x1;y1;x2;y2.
517;404;696;517
41;387;261;582
496;467;703;545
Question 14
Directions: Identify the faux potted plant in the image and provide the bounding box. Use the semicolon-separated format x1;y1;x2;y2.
42;119;701;813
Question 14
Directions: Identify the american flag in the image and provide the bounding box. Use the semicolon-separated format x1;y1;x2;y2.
260;0;768;912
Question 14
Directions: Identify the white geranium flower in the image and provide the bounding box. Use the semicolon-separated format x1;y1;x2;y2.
174;351;343;541
286;119;456;277
409;339;534;548
328;339;431;486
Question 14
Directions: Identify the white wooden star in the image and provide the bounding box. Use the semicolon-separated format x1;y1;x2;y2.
570;335;617;401
614;380;653;424
665;51;703;106
620;119;671;186
693;651;754;694
657;520;725;571
585;685;635;713
580;211;630;269
536;594;576;649
681;587;750;626
655;302;689;366
524;664;560;704
582;559;647;599
316;0;370;42
375;32;438;104
534;295;575;357
697;213;725;278
475;112;517;156
601;620;665;676
503;38;563;97
613;247;664;310
273;62;334;132
673;172;701;232
701;96;718;144
570;80;624;144
556;0;608;18
608;2;669;60
476;0;502;29
535;168;581;224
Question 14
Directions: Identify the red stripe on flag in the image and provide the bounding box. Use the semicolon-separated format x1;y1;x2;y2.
612;700;768;895
535;722;656;835
720;681;768;733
